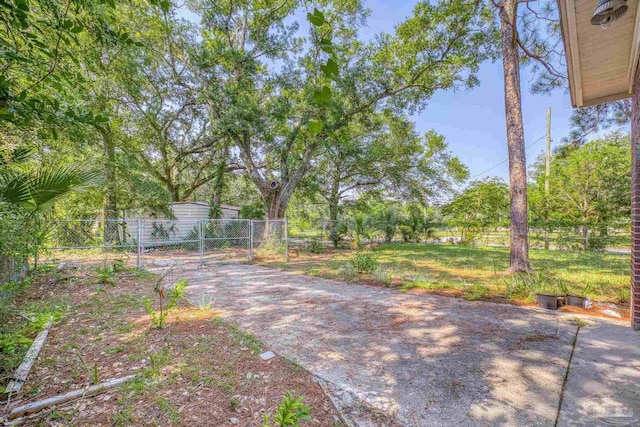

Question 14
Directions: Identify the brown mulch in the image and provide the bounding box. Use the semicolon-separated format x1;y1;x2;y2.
3;267;341;426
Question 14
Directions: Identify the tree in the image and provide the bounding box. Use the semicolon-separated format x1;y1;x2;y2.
308;115;468;227
0;0;159;125
530;133;630;249
490;0;530;271
442;178;510;244
190;0;495;220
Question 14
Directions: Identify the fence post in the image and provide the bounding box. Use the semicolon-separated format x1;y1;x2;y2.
199;219;204;267
249;220;254;262
284;217;289;262
137;218;144;269
136;218;141;269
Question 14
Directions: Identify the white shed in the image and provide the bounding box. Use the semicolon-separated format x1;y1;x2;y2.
219;204;241;219
169;202;240;220
170;202;211;221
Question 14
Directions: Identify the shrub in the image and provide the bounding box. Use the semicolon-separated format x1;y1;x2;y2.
398;225;412;242
339;263;357;281
587;234;610;251
349;252;378;273
143;277;189;329
304;239;325;254
373;269;391;285
263;392;312;427
464;284;490;301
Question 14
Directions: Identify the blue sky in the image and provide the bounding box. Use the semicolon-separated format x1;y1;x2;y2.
362;0;576;183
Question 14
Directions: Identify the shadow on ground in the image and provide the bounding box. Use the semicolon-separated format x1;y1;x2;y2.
157;264;637;427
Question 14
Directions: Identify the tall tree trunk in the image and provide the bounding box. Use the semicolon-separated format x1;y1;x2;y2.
100;126;120;245
209;143;229;219
499;1;531;272
328;190;340;247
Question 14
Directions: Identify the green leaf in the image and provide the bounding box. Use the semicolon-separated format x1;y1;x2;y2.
308;120;323;136
319;38;333;54
307;9;326;27
313;86;331;105
61;20;73;30
320;58;339;79
16;0;29;12
4;52;32;62
69;25;84;33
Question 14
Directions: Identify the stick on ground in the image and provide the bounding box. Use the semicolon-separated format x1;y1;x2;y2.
9;375;136;420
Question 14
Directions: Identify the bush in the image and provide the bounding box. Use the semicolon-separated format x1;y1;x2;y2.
398;225;412;242
304;239;325;254
587;234;610;251
349;252;378;273
373;269;391;285
263;392;312;427
339;263;357;281
464;284;490;301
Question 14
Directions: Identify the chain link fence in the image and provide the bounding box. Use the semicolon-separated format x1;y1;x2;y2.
287;219;631;253
38;218;288;269
250;220;288;260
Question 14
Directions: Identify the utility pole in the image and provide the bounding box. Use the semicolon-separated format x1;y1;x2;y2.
544;107;551;250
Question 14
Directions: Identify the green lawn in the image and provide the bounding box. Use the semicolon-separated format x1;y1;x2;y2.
262;243;630;305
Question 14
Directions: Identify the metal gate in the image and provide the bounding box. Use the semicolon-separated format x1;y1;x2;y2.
40;218;288;269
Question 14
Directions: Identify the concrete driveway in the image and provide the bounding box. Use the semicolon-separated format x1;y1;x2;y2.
168;264;640;427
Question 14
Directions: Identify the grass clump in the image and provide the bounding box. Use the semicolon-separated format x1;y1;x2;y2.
349;252;378;273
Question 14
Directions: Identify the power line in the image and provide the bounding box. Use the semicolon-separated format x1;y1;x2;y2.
468;135;546;180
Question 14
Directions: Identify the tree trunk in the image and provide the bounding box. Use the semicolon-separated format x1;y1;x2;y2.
499;1;531;272
100;127;120;246
210;143;229;219
328;195;340;248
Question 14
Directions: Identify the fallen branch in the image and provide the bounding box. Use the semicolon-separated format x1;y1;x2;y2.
9;375;136;420
4;319;53;398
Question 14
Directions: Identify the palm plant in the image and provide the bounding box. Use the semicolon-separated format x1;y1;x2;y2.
0;167;98;214
375;209;397;243
0;147;98;270
350;212;368;249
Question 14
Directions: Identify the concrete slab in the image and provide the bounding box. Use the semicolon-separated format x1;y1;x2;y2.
163;264;639;426
557;321;640;427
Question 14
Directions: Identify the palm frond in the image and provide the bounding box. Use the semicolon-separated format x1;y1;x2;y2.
0;147;34;166
0;170;33;205
28;167;100;212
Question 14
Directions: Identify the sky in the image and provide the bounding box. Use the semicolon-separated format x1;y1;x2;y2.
178;1;625;184
361;0;576;183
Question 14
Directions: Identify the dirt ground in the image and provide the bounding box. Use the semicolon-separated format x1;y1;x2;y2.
1;265;341;426
176;263;639;427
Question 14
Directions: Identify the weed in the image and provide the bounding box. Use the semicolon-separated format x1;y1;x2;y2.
229;396;240;411
156;397;181;423
193;294;215;311
110;404;135;426
263;392;313;427
143;274;189;329
349;252;378;273
617;287;631;304
304;239;325;254
106;344;126;354
75;349;99;384
339;263;357;281
464;284;490;301
373;269;391;285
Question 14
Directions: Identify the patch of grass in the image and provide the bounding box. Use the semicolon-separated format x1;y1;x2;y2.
211;317;262;354
0;276;68;389
110;404;135;426
464;284;490;301
260;243;630;305
156;397;181;424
